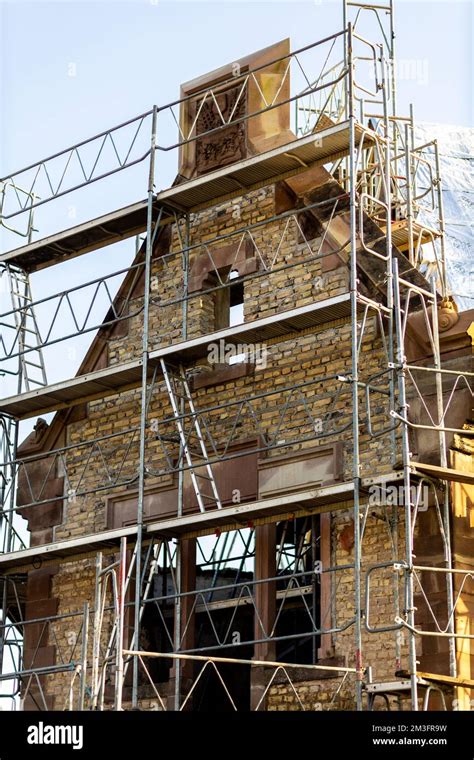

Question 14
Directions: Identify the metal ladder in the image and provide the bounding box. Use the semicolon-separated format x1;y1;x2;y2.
92;538;164;710
6;264;47;392
0;415;18;553
160;359;222;513
0;265;46;553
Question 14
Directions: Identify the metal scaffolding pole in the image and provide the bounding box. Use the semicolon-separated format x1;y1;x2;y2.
115;538;127;711
132;105;158;708
347;22;363;712
173;215;191;710
392;258;418;710
381;43;402;676
79;602;89;710
433;141;448;298
430;279;457;678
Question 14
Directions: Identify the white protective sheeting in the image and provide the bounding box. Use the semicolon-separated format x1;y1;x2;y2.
415;123;473;312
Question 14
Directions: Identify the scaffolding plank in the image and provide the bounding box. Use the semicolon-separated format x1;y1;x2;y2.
411;461;474;486
0;471;405;571
414;671;474;689
0;121;369;272
0;294;351;419
0;483;353;571
0;200;154;273
397;669;474;689
150;481;355;538
157;121;368;212
0;526;138;572
152;292;352;364
0;359;145;419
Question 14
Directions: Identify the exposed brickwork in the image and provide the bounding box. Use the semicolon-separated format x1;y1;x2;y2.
20;171;470;712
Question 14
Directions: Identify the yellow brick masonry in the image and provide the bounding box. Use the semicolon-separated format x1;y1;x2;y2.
44;181;406;709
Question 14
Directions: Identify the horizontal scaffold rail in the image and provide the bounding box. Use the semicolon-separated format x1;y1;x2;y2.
0;121;372;273
0;293;353;419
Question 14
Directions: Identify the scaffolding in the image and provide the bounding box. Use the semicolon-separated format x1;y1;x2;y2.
0;1;473;712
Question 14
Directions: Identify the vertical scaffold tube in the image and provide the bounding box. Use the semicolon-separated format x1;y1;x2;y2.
430;279;456;678
132;105;158;708
347;23;363;711
392;259;418;710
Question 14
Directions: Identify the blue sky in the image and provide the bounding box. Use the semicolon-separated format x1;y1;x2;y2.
0;0;472;406
0;1;471;247
0;0;472;180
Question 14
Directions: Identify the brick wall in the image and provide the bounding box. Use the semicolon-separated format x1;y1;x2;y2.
22;178;434;710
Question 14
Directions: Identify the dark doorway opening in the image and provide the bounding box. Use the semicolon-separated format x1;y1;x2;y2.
192;602;254;711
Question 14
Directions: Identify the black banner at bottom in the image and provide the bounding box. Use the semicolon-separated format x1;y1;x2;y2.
0;710;472;758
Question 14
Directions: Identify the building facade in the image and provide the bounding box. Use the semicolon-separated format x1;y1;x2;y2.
1;22;473;713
